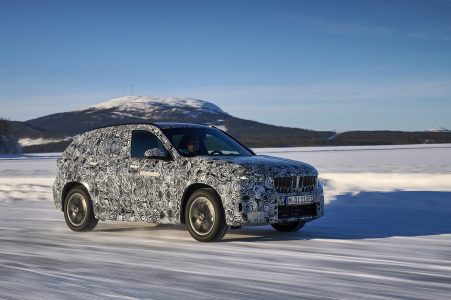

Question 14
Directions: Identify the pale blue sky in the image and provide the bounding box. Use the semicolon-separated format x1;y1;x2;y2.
1;0;451;131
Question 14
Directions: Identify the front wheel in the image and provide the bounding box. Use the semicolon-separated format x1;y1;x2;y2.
185;189;228;242
64;186;98;232
271;221;305;232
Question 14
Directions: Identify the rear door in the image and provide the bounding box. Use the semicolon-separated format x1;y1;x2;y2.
93;127;129;220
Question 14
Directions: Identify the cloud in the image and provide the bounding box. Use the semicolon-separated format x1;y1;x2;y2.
149;78;450;131
284;13;451;42
278;13;396;37
0;92;123;121
405;24;451;41
171;78;451;107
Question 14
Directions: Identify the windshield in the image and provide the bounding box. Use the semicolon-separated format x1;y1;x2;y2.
162;127;253;157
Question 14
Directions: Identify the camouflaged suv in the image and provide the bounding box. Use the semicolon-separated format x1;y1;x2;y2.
53;122;324;241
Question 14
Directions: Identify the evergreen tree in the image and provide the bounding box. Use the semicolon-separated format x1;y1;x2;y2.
0;118;21;154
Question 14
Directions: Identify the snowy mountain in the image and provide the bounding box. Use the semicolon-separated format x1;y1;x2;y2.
79;96;227;119
23;96;232;137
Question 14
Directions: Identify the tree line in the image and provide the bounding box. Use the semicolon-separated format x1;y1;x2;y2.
0;118;21;154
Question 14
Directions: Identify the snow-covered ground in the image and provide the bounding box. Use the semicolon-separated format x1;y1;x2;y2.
19;138;71;147
1;144;451;299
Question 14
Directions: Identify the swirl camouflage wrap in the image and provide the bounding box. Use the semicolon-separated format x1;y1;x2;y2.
53;123;324;226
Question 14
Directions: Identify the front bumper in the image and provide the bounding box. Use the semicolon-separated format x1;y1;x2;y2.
236;181;325;226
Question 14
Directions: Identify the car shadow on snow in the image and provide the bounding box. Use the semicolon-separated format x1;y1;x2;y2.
95;223;188;233
223;191;451;242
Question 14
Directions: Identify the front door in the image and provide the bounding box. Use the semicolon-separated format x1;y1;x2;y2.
126;129;173;223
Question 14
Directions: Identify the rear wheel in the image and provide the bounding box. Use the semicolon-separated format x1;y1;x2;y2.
185;189;228;242
64;186;98;231
271;221;305;232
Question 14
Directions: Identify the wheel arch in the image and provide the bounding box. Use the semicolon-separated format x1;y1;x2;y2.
61;181;91;211
180;183;224;224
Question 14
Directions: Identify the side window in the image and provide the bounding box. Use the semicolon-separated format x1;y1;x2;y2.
131;130;165;159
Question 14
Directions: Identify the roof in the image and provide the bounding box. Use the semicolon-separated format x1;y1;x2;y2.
80;121;255;155
86;121;210;133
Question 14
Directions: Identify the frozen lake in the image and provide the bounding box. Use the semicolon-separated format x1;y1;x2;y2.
1;144;451;299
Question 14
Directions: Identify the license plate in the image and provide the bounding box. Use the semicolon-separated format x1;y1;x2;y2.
285;195;312;206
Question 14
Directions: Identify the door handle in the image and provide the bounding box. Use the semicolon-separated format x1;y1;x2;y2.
129;164;139;171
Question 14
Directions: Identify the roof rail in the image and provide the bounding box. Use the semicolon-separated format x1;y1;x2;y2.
83;121;161;133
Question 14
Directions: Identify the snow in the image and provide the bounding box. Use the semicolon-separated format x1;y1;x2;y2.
19;138;71;147
425;127;450;132
80;96;226;116
1;144;451;299
214;124;228;132
255;144;451;173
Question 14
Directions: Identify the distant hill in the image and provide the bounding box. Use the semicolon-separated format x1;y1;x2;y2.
326;131;451;146
9;96;451;153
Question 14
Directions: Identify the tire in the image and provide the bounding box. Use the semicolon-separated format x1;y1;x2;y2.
185;189;228;242
64;186;98;232
271;221;305;232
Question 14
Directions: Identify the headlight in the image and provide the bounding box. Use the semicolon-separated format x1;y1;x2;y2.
239;174;265;182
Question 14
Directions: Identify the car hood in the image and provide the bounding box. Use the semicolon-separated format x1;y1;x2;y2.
205;155;318;176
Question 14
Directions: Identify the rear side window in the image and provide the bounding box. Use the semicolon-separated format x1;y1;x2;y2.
130;130;165;158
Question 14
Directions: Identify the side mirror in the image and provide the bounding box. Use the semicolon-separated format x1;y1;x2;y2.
144;148;168;159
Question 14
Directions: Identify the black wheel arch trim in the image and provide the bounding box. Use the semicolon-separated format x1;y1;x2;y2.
180;183;224;224
61;181;90;211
